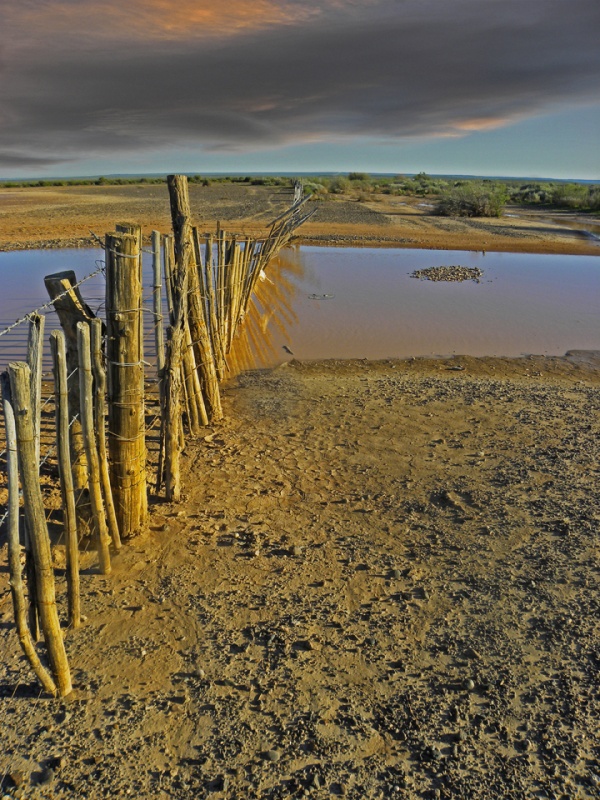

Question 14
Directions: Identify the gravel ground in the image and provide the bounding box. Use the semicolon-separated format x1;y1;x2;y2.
1;355;599;799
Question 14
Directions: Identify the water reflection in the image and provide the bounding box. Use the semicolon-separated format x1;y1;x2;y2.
231;246;600;363
227;248;304;375
0;245;598;372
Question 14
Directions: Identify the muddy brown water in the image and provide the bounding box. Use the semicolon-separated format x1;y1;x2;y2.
0;246;598;370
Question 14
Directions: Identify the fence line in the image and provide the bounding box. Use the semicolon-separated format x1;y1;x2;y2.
0;176;313;697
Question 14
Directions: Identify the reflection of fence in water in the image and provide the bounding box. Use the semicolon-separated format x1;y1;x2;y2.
228;248;304;374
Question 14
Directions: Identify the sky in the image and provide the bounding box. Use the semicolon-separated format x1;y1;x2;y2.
1;0;599;180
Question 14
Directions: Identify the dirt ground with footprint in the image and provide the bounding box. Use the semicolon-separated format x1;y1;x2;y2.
1;353;599;799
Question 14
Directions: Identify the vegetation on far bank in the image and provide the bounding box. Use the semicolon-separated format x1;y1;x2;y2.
303;172;600;216
1;172;598;217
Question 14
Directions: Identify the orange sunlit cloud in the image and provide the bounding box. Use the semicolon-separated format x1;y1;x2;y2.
453;116;517;132
5;0;350;43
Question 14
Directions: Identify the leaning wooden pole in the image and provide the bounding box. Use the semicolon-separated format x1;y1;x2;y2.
200;232;225;379
167;174;222;421
1;372;58;696
77;323;112;575
90;319;121;552
164;326;183;502
152;230;166;376
24;313;46;641
163;235;175;325
26;313;45;467
50;331;81;628
105;232;147;538
8;362;72;697
44;271;95;532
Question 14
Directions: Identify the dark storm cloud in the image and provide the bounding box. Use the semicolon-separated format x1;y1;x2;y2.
0;152;70;168
1;0;599;167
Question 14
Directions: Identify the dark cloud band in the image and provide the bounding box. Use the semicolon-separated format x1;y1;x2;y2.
1;0;599;168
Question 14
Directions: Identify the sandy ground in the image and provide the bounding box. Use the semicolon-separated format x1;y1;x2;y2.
1;353;599;799
0;183;599;255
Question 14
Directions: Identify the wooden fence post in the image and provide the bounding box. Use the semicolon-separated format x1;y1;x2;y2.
8;362;72;697
163;234;175;324
50;331;81;628
1;372;58;695
24;313;46;640
198;231;224;378
26;313;45;466
168;174;222;422
152;230;165;376
77;323;112;574
90;319;121;552
105;232;147;537
44;271;96;532
164;326;183;502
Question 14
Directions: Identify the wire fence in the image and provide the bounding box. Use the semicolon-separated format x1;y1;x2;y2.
0;176;313;704
0;250;165;536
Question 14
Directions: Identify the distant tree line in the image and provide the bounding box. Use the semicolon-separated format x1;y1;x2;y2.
1;172;598;217
0;174;293;190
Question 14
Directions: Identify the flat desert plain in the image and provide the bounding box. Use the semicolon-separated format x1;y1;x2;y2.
0;185;599;800
0;182;598;255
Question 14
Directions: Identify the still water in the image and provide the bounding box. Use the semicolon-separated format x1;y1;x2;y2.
265;247;600;361
0;246;598;369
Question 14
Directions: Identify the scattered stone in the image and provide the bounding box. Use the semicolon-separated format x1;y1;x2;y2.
8;771;26;788
39;768;54;785
263;749;281;763
464;679;475;691
410;266;483;283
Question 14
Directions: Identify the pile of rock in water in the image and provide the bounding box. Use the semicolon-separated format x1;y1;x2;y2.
410;265;483;282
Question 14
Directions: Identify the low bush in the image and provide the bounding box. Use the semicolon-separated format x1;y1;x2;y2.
435;183;506;217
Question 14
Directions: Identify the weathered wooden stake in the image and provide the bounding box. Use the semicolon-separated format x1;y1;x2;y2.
26;313;45;466
1;372;58;695
105;232;147;538
152;230;165;376
164;326;183;502
200;232;224;378
168;174;222;421
24;313;46;640
163;235;175;325
8;362;72;697
50;331;81;628
77;323;111;574
90;319;121;552
44;271;95;531
182;323;208;432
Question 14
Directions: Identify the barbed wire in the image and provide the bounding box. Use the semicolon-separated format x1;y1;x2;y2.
0;264;106;341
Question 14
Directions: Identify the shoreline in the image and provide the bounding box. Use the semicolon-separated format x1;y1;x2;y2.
2;233;598;257
1;183;598;256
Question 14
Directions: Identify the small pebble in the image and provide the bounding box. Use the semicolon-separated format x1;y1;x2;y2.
292;546;303;557
264;749;281;762
39;768;54;785
9;772;26;788
464;679;475;691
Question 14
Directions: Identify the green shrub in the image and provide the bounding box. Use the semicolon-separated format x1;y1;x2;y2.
435;183;506;217
328;176;352;194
